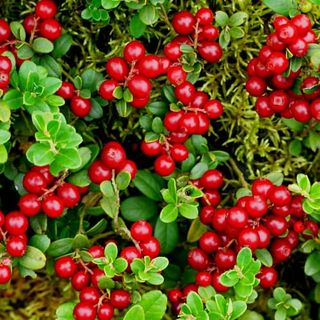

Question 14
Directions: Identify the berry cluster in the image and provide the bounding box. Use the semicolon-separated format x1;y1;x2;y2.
167;8;222;63
20;165;84;218
167;177;319;313
245;14;320;122
0;55;12;92
24;0;62;41
54;246;131;320
88;141;137;184
99;40;167;108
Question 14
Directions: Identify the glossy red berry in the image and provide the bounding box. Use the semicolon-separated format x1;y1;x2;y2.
57;183;81;208
175;81;196;105
120;246;141;266
23;171;47;194
246;77;267;97
289;38;308;57
70;96;91;117
199;231;221;253
245;195;268;218
0;19;11;43
227;207;248;229
101;141;126;170
88;160;112;184
35;0;57;19
195;8;214;26
141;140;162;156
18;193;41;217
167;66;187;86
97;303;114;320
5;211;29;235
6;235;27;257
138;55;161;78
269;90;289;112
130;220;153;241
73;302;96;320
106;57;128;81
123;40;145;63
270;238;291;263
200;169;224;189
110;289;131;310
71;270;91;291
211;208;228;232
258;267;278;288
187;247;209;270
88;245;104;258
238;228;260;250
172;11;195;35
127;75;151;98
268;185;291;206
265;215;287;236
291;100;311;122
91;268;105;287
179;112;199;134
252;178;273;198
0;56;11;73
140;236;160;258
57;81;75;99
266;52;289;74
168;289;183;303
310;99;320;121
276;23;298;43
23;14;37;34
215;248;236;271
255;96;274;117
119;160;137;179
54;256;77;278
204;99;223;119
40;18;62;40
199;206;215;225
170;144;189;162
196;271;212;286
164;42;182;61
198;42;223;63
99;79;118;101
256;225;271;249
42;194;65;218
154;155;175;176
80;287;101;304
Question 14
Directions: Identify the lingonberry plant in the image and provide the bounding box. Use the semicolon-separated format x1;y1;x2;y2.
0;0;320;319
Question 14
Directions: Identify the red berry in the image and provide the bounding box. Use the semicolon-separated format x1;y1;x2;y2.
198;42;223;63
301;76;320;100
73;302;96;320
138;55;161;78
164;42;182;61
6;235;27;257
88;160;112;184
80;287;100;304
258;46;273;64
271;74;294;90
57;183;81;208
195;271;212;286
211;208;228;232
154;155;175;176
200;169;224;189
119;160;137;179
204;99;223;119
246;77;267;97
255;96;274;117
199;231;221;253
195;8;214;26
187;248;209;271
290;196;304;218
227;207;248;229
40;18;62;40
130;95;149;108
305;220;319;237
31;165;54;185
140;236;160;258
99;79;118;101
5;211;29;235
291;100;311;122
276;23;298;43
245;195;268;218
215;248;236;271
110;289;131;310
0;71;9;89
70;96;91;117
0;265;11;284
265;215;287;236
266;52;289;74
289;38;308;57
106;57;128;81
172;11;195;35
175;82;196;105
310;98;320;121
42;194;65;218
130;220;153;241
72;270;91;291
91;268;105;287
18;193;41;217
127;75;151;98
101;141;126;170
191;92;209;109
57;81;75;99
272;205;290;217
88;245;104;258
167;66;187;86
268;185;291;206
23;14;37;34
293;221;305;233
120;246;141;267
273;15;289;29
292;14;312;35
97;303;114;320
0;56;11;73
23;171;47;194
252;178;273;198
238;228;260;250
123;40;145;63
35;0;57;19
168;289;183;303
258;267;278;288
284;230;299;249
270;238;291;263
256;225;271;249
201;190;221;206
170;144;189;162
302;30;317;43
54;256;77;278
199;206;215;225
164;111;184;132
269;90;289;112
0;19;11;43
198;25;219;41
141;140;162;157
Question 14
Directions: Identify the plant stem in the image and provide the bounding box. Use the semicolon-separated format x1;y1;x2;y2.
229;157;250;189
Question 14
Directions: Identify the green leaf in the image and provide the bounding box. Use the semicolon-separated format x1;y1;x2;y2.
10;21;26;41
310;182;320;199
124;305;145;320
17;44;34;60
179;203;199;219
263;172;283;186
3;89;23;110
152;257;169;271
160;204;179;223
104;242;118;262
0;130;10;144
32;37;54;54
100;196;118;219
162;85;177;103
29;234;51;253
282;118;304;132
81;69;104;92
133;170;163;201
229;12;248;26
255;249;273;267
190;162;208;180
219;29;231;49
47;238;73;257
263;0;298;16
231;301;247;320
139;290;167;320
305;251;320;276
39;56;62;78
147;273;164;285
56;302;76;320
308;130;320;152
129;13;146;38
50;148;81;175
116;171;131;190
229;27;245;39
274;308;286;320
215;11;229;27
151;117;164;134
26;143;55;166
72;234;90;249
147;101;168;116
297;174;311;193
114;257;128;273
187;291;203;315
120;196;158;221
41;77;62;96
19;246;46;270
101;0;121;9
139;5;158;25
220;270;239;287
187;218;208;243
288;139;302;156
52;33;73;59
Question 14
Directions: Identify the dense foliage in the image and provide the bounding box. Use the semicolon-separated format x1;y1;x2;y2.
0;0;320;319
